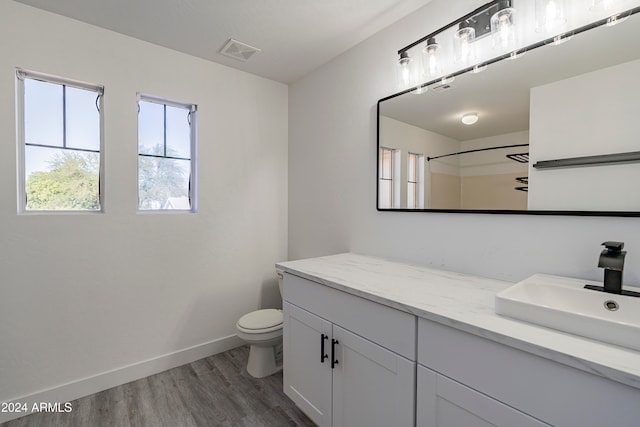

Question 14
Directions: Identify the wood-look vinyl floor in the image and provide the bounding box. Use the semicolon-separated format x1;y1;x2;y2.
2;346;315;427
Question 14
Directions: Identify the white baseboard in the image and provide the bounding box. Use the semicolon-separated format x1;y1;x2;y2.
0;334;244;424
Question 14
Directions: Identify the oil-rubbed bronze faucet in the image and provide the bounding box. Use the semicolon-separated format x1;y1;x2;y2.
598;241;626;294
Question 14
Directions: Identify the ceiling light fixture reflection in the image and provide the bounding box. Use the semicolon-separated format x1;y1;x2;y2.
461;112;479;125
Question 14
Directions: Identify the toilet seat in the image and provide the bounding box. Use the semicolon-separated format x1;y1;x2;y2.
237;309;282;334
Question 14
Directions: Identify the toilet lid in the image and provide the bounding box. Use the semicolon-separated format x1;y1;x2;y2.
238;309;283;330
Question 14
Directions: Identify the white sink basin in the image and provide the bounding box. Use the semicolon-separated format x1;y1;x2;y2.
495;274;640;352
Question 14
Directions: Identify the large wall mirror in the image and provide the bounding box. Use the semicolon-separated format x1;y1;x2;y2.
377;5;640;215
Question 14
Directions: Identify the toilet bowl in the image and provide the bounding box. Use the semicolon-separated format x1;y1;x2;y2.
235;269;284;378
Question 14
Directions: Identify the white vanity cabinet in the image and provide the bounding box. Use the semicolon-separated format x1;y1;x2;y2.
282;273;416;427
278;254;640;427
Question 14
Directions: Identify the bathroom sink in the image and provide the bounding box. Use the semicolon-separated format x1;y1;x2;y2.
495;274;640;352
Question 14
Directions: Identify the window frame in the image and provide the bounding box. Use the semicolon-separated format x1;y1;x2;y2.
16;68;105;214
407;152;425;209
136;93;197;213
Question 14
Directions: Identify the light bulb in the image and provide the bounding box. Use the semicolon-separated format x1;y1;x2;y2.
423;38;441;78
491;6;517;52
454;26;476;66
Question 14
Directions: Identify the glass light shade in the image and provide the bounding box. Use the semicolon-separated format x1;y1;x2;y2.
535;0;567;34
397;52;413;89
461;113;478;125
454;27;476;66
423;38;441;78
491;6;517;52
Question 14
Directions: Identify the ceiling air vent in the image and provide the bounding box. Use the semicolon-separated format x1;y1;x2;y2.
430;82;455;93
219;38;261;62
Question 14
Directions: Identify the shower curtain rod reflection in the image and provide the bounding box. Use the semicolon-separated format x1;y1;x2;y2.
426;143;529;162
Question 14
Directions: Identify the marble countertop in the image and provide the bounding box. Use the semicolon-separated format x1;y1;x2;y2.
277;253;640;390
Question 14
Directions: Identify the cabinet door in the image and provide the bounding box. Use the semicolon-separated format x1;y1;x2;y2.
417;366;550;427
283;302;332;427
332;325;415;427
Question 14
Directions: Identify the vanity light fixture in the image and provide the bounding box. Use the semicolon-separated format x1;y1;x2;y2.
461;112;479;125
395;0;517;91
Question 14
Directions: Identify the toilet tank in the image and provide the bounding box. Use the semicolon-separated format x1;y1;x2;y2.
276;268;284;297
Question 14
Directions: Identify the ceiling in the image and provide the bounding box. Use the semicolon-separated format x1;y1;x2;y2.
13;0;433;84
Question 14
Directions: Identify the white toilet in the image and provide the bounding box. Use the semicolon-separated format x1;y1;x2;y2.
236;269;284;378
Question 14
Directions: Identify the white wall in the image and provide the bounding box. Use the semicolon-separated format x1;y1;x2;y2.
288;0;640;287
0;1;287;418
529;59;640;210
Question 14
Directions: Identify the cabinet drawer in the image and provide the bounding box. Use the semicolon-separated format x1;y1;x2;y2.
283;272;416;360
418;318;640;426
417;365;549;427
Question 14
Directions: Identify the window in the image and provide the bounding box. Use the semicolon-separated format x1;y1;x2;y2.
137;95;197;211
17;69;103;212
407;152;425;209
379;147;400;209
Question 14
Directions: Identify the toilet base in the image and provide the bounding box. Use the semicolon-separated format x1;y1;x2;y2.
247;344;282;378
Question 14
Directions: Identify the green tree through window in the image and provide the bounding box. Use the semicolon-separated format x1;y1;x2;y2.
26;151;99;210
138;144;190;209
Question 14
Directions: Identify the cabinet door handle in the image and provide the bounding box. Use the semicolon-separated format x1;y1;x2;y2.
331;338;339;369
321;334;329;363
